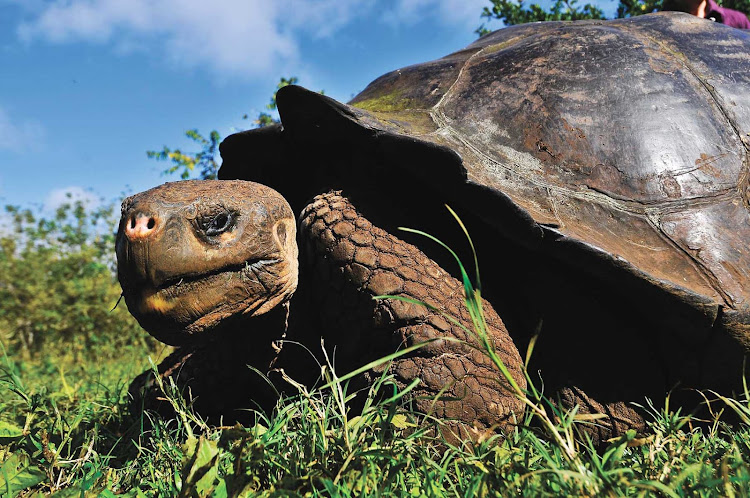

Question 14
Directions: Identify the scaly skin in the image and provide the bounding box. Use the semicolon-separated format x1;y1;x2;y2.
556;387;647;444
298;191;526;435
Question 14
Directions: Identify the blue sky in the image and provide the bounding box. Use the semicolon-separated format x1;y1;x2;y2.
0;0;618;216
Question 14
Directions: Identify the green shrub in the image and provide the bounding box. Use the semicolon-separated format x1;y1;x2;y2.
0;199;154;361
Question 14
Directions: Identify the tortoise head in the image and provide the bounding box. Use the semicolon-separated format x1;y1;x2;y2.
115;180;298;345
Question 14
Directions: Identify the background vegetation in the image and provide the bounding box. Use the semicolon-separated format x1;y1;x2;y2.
477;0;749;33
2;0;750;495
0;201;151;358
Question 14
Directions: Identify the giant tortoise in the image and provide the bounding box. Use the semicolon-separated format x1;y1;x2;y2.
118;12;750;443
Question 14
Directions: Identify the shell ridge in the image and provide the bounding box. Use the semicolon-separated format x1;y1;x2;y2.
430;41;498;121
435;107;739;215
643;211;735;307
439;101;738;304
623;22;750;193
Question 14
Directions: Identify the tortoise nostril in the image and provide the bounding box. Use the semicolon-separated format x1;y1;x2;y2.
125;213;158;240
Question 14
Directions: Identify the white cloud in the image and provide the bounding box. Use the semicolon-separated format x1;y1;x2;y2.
15;0;377;80
382;0;488;30
15;0;487;80
45;186;102;212
0;107;44;153
282;0;377;39
17;0;297;78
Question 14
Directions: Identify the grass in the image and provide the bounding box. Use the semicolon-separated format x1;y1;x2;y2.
4;339;750;498
3;220;750;496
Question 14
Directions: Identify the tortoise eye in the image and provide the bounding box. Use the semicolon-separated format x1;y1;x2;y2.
201;211;235;236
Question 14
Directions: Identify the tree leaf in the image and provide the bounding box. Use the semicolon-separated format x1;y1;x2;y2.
0;453;46;496
0;421;25;444
180;436;223;498
390;414;413;429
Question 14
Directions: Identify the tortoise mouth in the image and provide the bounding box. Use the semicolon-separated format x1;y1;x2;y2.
132;258;279;314
147;258;268;297
123;257;293;345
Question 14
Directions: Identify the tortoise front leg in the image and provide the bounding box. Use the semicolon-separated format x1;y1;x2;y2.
297;191;526;438
129;307;289;423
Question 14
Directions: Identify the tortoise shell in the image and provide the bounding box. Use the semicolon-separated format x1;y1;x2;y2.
220;12;750;349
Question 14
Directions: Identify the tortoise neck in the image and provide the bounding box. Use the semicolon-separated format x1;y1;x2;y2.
209;303;290;368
